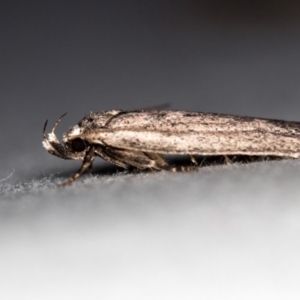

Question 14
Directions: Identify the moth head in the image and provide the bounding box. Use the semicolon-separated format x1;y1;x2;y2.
42;113;88;160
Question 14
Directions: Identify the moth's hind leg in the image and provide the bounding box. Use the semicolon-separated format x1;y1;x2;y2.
189;155;198;165
224;155;232;164
162;155;199;173
166;165;199;173
144;153;169;169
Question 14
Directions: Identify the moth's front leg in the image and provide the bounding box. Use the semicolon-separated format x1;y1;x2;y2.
59;146;95;187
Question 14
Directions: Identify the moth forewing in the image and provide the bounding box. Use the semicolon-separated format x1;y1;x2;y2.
84;111;300;158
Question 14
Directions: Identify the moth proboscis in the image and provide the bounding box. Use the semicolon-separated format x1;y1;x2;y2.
42;109;300;186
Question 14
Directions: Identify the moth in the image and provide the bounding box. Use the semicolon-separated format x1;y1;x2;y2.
43;110;300;186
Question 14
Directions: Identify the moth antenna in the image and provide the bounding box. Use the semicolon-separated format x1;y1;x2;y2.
43;120;48;139
51;112;67;133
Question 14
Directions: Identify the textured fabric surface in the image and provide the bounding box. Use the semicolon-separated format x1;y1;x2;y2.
1;160;300;299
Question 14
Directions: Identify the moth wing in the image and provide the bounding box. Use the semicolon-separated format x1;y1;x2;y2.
86;110;300;157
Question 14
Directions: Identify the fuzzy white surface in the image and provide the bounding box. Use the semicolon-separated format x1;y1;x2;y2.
1;160;300;300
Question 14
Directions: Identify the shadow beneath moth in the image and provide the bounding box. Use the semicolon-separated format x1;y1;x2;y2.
43;110;300;186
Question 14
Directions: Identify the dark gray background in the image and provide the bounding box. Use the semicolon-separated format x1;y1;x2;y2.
2;0;300;182
1;1;300;299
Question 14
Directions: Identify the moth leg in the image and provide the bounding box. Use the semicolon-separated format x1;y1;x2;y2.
189;155;198;165
143;152;169;169
95;146;168;170
59;146;95;187
104;148;169;170
94;146;130;169
163;155;199;172
166;165;199;173
224;155;232;164
87;162;93;174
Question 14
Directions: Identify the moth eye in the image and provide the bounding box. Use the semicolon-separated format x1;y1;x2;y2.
70;138;86;152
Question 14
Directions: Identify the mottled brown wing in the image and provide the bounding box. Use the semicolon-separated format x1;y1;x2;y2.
86;110;300;158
